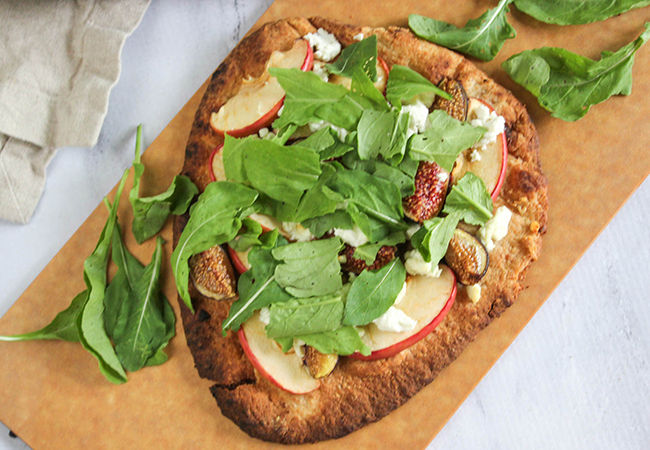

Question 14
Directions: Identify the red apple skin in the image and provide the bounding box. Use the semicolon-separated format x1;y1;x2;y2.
237;326;319;395
227;245;249;275
209;144;224;183
377;56;390;93
212;40;313;139
474;98;508;200
349;279;458;362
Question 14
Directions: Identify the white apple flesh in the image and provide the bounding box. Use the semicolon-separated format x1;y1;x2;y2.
227;246;251;275
451;98;508;200
239;311;320;394
350;265;457;361
210;39;314;137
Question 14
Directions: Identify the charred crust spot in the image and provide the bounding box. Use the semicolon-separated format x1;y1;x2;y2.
197;309;212;322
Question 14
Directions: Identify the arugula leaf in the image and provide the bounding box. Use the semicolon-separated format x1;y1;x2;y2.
411;212;462;263
77;170;129;384
266;294;344;338
443;172;493;226
303;210;354;238
343;258;407;326
171;182;258;311
357;109;409;165
385;65;452;108
298;326;371;356
296;127;354;161
353;231;406;264
223;137;321;206
272;238;343;298
0;290;87;342
222;236;292;333
270;68;349;128
514;0;650;25
113;236;170;372
129;126;198;243
342;152;417;197
409;110;486;171
227;218;264;252
502;24;650;121
327;35;378;81
408;0;516;62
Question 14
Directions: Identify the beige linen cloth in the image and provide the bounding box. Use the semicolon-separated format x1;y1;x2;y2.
0;0;150;224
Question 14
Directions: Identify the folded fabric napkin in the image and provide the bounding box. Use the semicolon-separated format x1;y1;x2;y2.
0;0;150;224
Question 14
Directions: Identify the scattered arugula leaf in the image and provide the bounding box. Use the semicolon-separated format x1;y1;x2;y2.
408;0;516;62
295;127;354;161
502;23;650;121
327;35;378;81
343;258;407;326
266;294;344;338
411;212;462;264
443;172;493;226
303;210;354;238
129;125;198;244
171;181;258;311
357;109;409;165
514;0;650;25
409;110;486;171
353;232;406;264
298;326;371;356
386;65;452;108
227;218;264;252
0;290;87;342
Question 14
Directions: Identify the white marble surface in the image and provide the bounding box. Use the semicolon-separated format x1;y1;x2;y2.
0;1;648;449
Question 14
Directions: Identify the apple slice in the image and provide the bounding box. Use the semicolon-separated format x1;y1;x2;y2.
210;39;314;137
350;265;457;361
239;311;320;394
329;56;389;93
227;246;251;274
209;144;225;182
450;98;507;200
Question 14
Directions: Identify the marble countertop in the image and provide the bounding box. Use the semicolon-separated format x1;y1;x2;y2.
0;1;648;448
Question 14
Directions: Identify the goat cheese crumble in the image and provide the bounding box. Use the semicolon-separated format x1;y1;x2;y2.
312;61;329;82
470;149;482;162
304;28;341;62
404;249;442;278
334;226;369;247
466;284;481;304
478;206;512;251
402;100;430;138
353;33;364;41
469;103;505;150
259;307;271;325
309;119;348;141
373;306;417;332
282;222;314;242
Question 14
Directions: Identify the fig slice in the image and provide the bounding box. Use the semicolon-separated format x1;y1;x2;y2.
340;244;397;274
432;78;469;121
403;161;450;223
444;228;489;286
189;245;237;300
304;346;338;379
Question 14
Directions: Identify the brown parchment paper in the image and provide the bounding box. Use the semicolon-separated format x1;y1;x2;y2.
1;2;650;449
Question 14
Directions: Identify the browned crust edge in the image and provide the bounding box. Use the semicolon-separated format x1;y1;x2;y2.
173;17;548;445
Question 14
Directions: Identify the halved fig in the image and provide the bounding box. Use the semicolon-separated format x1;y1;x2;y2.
189;245;237;300
432;78;469;121
402;161;450;223
444;228;488;285
304;346;338;379
340;244;396;274
329;56;389;93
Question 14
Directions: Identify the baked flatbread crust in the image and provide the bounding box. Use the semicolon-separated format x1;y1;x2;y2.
173;17;548;444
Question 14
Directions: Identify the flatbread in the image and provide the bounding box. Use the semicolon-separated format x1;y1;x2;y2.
173;17;548;444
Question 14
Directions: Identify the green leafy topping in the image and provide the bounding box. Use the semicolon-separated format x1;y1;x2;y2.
0;290;87;342
303;210;354;238
227;218;264;252
408;0;516;62
222;235;291;333
343;258;407;326
266;294;344;338
298;326;371;356
171;182;258;311
411;212;462;264
353;231;406;264
514;0;650;25
129;126;198;243
357;109;410;165
502;24;650;121
386;65;452;108
223;137;321;205
443;172;493;226
295;127;354;160
272;238;343;298
327;35;378;81
409;110;486;171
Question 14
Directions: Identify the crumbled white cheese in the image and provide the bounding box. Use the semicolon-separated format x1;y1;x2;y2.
353;33;364;41
373;306;417;332
469;103;505;150
293;339;306;359
334;226;369;247
282;222;314;242
470;149;482;162
259;307;271;325
312;61;329;83
478;206;512;252
467;284;481;304
338;254;348;264
436;171;449;183
406;223;421;239
258;127;270;138
404;249;442;278
394;281;408;306
304;28;341;62
308;119;348;141
402;100;430;138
